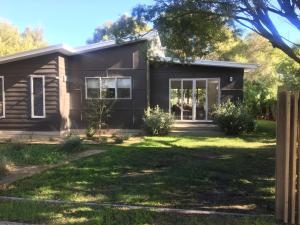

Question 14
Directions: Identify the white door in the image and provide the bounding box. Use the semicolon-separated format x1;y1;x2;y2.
169;78;220;121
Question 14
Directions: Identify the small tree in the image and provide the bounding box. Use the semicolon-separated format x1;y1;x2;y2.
84;99;114;137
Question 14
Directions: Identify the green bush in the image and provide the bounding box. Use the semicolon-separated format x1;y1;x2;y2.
211;100;256;135
143;106;174;136
111;133;129;144
98;136;108;144
60;136;82;153
86;127;96;139
0;155;9;177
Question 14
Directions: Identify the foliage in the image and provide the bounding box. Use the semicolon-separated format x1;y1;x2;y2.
60;136;82;153
212;100;256;135
84;99;114;135
111;133;129;144
277;49;300;90
133;0;300;63
87;14;150;44
0;20;47;56
98;136;108;144
244;80;277;119
86;127;97;139
143;106;174;135
0;155;9;177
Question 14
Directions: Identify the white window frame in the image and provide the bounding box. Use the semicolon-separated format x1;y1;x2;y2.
0;76;5;119
85;76;132;100
168;78;221;122
85;77;101;100
30;75;46;118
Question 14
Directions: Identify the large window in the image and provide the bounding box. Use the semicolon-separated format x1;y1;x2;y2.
0;76;5;118
85;77;132;99
31;75;45;118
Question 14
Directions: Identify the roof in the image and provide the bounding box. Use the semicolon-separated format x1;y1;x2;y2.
0;31;257;70
0;39;147;65
155;57;258;70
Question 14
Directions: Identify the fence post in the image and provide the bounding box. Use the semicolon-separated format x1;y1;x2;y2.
276;90;300;224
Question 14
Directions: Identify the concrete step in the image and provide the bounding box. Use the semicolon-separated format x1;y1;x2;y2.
171;122;222;136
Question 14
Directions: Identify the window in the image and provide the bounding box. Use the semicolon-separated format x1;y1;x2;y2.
0;76;5;118
31;75;45;118
86;77;100;99
101;78;116;99
85;77;132;100
117;78;131;99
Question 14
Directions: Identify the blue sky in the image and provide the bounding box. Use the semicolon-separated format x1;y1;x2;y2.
0;0;298;47
0;0;153;47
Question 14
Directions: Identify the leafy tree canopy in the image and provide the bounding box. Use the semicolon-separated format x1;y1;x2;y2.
0;20;47;56
133;0;300;63
87;14;150;44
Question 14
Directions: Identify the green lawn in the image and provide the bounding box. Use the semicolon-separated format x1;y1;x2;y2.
0;200;276;225
0;120;277;224
0;143;66;166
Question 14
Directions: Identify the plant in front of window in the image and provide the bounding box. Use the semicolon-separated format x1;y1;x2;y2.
211;100;256;135
143;105;174;136
84;99;114;138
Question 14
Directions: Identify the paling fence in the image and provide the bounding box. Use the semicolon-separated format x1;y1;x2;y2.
276;90;300;224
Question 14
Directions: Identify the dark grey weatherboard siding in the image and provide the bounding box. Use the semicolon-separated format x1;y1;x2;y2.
68;41;148;129
0;54;61;131
150;62;244;111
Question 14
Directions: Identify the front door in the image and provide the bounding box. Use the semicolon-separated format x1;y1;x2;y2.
170;78;220;121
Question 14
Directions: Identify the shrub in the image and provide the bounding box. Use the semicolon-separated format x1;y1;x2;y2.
211;100;256;135
143;106;174;136
98;136;108;144
0;155;9;177
86;127;96;139
60;136;82;153
111;133;129;144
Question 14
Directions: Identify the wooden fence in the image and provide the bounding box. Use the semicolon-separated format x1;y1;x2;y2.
276;90;300;224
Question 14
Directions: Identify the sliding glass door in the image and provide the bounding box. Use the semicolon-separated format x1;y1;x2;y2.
170;78;220;121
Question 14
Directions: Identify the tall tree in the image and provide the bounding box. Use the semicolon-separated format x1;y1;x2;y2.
133;0;300;63
87;15;150;44
0;20;47;56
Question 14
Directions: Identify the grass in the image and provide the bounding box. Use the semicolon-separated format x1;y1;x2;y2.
0;200;276;225
0;143;67;166
0;120;277;224
1;121;276;211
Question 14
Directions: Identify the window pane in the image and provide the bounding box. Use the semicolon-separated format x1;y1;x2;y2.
117;78;131;98
101;78;116;98
32;77;44;117
207;80;219;120
170;80;181;120
86;78;100;98
0;78;3;117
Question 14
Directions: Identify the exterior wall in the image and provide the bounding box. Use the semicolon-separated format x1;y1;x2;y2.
0;54;61;131
0;42;247;131
150;63;244;111
68;41;148;129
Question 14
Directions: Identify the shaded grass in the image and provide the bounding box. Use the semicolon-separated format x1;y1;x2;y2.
0;143;66;165
0;200;277;225
1;120;276;215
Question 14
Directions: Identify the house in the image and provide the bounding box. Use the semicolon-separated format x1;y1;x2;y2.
0;34;257;135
